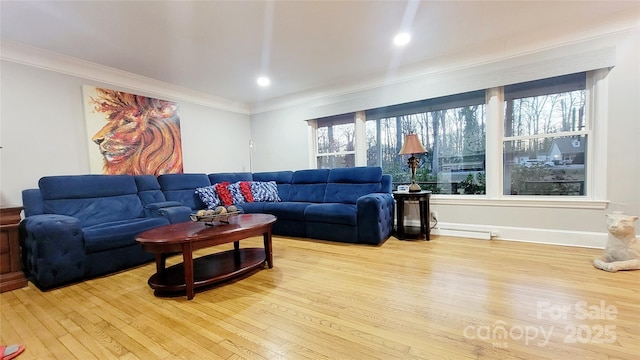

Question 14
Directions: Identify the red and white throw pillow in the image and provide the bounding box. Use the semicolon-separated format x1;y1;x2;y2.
214;182;233;206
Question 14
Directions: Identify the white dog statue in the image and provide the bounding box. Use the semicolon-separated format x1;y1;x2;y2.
593;212;640;272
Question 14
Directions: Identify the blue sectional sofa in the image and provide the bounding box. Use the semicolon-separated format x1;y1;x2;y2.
20;167;393;289
159;166;394;245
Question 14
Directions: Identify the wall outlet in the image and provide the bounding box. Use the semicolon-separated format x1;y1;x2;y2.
431;211;438;222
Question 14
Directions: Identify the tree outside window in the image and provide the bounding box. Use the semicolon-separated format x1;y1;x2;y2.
365;91;486;194
316;115;355;168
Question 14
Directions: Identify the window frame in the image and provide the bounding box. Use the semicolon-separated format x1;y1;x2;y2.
365;91;487;194
314;113;357;168
502;72;589;197
308;70;609;209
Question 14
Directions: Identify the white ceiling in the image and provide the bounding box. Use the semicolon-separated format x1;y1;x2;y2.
1;1;639;108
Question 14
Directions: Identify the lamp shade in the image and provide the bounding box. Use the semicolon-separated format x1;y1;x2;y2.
399;134;427;155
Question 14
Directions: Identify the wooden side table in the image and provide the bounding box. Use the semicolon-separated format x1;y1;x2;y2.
392;190;432;240
0;205;28;292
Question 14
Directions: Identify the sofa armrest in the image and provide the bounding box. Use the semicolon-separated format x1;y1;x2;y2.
144;202;192;223
20;214;86;289
356;193;395;245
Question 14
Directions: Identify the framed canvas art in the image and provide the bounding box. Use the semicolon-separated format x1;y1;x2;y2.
83;86;184;175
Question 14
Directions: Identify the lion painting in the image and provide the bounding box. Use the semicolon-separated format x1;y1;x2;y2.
88;88;183;175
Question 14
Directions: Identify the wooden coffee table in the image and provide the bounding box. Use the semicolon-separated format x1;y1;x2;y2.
136;213;276;300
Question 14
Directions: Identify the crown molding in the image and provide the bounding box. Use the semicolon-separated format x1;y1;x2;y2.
0;40;251;115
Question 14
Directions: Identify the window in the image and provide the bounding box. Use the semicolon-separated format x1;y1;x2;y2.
315;114;356;168
364;91;486;194
503;73;587;196
311;70;600;201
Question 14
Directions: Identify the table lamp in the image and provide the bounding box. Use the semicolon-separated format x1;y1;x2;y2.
399;134;427;192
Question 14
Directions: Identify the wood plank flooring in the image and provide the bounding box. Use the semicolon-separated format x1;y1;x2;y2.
1;235;639;359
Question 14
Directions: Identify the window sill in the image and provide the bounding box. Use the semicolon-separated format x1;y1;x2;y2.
429;195;609;209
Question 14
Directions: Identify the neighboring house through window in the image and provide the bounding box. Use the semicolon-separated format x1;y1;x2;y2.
503;72;588;196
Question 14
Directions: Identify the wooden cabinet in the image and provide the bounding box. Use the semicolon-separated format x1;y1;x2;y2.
0;205;27;292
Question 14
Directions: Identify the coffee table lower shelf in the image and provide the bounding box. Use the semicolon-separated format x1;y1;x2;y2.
148;248;266;297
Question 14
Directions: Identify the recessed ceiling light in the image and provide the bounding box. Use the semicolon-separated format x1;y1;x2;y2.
257;76;271;87
393;32;411;46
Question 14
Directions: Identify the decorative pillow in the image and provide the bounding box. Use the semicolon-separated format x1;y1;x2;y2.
239;181;254;202
227;182;246;205
214;182;233;206
251;181;281;202
194;185;220;209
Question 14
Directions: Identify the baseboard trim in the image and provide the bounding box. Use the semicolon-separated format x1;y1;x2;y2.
403;220;607;248
432;228;492;240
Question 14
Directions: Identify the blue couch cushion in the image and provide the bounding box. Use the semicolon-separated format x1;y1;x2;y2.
262;202;312;221
253;171;293;184
39;175;137;199
253;171;293;201
134;175;162;191
305;203;357;226
83;217;169;254
292;169;331;184
158;173;210;210
324;167;383;204
289;169;330;203
328;167;382;183
381;174;393;193
134;175;168;217
22;189;44;217
236;202;265;213
135;175;166;204
39;175;144;227
208;172;253;184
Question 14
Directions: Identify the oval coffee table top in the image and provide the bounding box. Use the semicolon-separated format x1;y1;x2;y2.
136;213;277;244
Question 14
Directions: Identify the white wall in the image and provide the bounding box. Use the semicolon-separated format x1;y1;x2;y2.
249;106;312;172
1;27;637;247
0;60;251;206
250;29;640;246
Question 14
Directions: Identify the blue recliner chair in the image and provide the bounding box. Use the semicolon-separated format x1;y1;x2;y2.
20;174;186;289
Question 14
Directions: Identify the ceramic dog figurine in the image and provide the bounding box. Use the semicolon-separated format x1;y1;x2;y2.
593;212;640;272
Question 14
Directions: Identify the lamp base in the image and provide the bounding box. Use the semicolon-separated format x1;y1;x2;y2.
408;183;422;192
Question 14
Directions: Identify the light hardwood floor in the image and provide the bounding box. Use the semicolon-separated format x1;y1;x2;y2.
1;235;639;360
